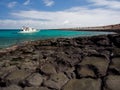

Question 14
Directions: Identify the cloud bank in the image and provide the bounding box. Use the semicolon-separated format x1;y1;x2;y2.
0;0;120;29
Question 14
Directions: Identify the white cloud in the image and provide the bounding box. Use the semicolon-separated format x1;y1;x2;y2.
0;20;45;29
8;1;17;8
43;0;54;7
0;6;120;29
23;0;30;5
88;0;120;9
63;20;70;24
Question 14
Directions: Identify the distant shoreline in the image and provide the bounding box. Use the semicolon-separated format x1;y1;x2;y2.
52;29;120;33
50;23;120;33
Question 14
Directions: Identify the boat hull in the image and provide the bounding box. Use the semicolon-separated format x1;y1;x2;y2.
19;30;38;33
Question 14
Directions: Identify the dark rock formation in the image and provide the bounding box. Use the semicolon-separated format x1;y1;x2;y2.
43;72;69;89
0;84;22;90
24;73;43;87
0;34;120;90
79;56;109;77
63;78;101;90
24;87;50;90
40;64;56;75
104;75;120;90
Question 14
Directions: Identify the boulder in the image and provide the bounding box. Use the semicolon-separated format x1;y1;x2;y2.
74;37;94;46
19;62;37;70
64;67;76;79
0;65;18;78
43;80;58;89
1;84;22;90
25;73;43;87
40;64;56;75
91;36;110;46
0;61;4;67
55;51;81;67
77;65;96;78
63;78;101;90
5;70;31;84
50;72;69;86
80;56;109;77
20;45;34;53
104;75;120;90
57;38;73;46
39;40;52;46
112;48;120;56
109;35;120;48
109;57;120;74
83;48;99;56
44;72;69;89
24;87;50;90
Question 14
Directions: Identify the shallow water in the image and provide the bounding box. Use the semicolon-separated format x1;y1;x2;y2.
0;29;114;48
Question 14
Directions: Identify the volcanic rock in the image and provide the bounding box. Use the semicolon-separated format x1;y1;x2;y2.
0;84;22;90
4;70;31;84
43;72;69;89
40;64;56;75
77;65;96;78
104;75;120;90
80;56;109;77
63;78;101;90
109;57;120;74
24;73;43;87
24;87;50;90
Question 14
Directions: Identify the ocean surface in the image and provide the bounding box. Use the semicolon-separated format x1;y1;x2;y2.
0;29;114;49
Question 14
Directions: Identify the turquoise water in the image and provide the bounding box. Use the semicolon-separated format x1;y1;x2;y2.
0;29;114;48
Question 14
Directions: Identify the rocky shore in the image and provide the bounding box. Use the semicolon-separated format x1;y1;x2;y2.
0;34;120;90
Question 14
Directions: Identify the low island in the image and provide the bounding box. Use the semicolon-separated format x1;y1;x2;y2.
59;24;120;33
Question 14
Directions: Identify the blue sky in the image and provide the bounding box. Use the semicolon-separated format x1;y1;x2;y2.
0;0;120;29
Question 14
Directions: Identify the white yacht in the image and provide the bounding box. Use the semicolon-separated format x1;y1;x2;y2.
20;26;37;33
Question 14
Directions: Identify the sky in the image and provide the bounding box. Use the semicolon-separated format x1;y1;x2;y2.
0;0;120;29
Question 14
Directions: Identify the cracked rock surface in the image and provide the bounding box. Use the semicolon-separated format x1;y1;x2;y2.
0;34;120;90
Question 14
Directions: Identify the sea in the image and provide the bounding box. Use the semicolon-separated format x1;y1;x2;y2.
0;29;115;49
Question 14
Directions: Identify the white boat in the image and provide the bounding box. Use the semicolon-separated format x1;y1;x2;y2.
20;26;38;33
